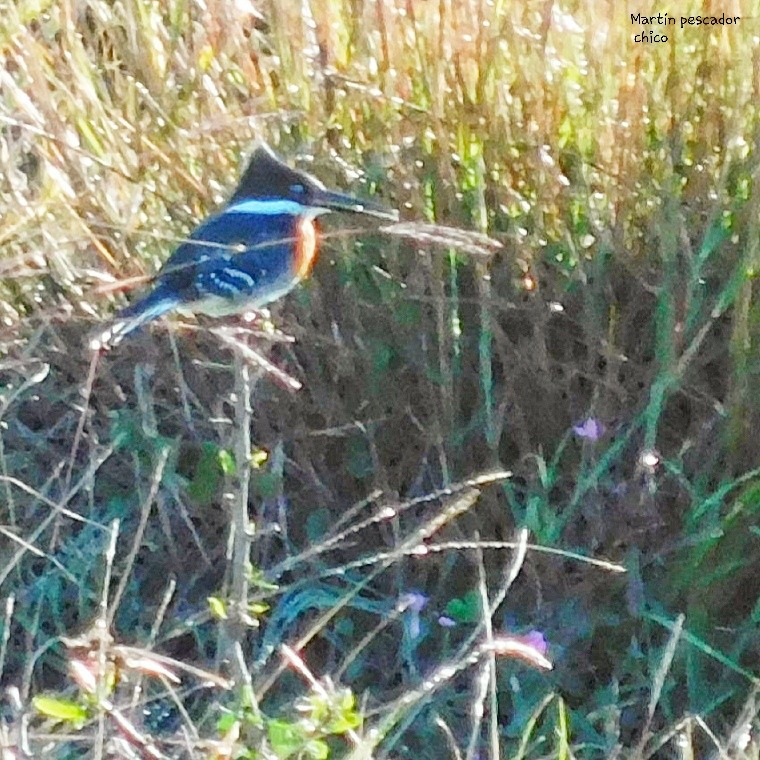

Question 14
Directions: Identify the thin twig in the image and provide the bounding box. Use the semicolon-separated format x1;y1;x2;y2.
212;326;302;392
95;520;120;760
108;448;170;627
64;350;100;491
0;596;15;686
222;350;257;688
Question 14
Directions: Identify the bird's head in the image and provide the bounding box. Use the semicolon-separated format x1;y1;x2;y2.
228;143;398;221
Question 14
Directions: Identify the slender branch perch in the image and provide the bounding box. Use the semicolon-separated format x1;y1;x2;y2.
223;351;255;687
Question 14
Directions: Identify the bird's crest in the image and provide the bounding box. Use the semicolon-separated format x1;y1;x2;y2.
229;142;324;204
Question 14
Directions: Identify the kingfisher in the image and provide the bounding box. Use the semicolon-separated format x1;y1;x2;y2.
95;143;397;349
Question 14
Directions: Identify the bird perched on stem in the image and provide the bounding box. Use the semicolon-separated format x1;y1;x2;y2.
94;143;397;350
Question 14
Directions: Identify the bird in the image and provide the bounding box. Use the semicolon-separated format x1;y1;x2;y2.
94;143;398;349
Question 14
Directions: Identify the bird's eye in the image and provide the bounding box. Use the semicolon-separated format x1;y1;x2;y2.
289;183;306;195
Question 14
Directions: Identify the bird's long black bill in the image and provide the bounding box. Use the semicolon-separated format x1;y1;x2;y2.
313;188;399;221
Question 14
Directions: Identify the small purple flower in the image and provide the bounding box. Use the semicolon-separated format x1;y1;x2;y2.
438;615;456;628
401;592;428;640
573;417;604;441
491;629;552;670
519;630;548;656
401;592;428;614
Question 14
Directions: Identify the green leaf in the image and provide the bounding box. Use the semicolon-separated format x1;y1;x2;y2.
187;442;224;506
248;566;280;592
218;448;236;475
338;690;356;713
249;448;268;469
326;710;361;734
445;590;481;624
216;711;238;733
197;43;215;72
248;601;270;616
268;719;304;759
207;596;228;620
76;117;105;158
304;739;329;759
33;696;88;725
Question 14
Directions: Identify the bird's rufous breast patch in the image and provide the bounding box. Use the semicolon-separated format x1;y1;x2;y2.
294;217;318;279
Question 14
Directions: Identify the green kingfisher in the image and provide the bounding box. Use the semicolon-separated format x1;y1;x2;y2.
95;143;397;349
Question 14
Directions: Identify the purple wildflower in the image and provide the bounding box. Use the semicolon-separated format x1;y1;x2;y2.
518;630;548;656
401;592;428;613
401;592;428;640
573;417;604;441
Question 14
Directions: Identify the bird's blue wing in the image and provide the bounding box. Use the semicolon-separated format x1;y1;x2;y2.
156;211;298;303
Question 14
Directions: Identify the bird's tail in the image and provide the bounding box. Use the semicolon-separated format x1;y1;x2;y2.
91;287;179;351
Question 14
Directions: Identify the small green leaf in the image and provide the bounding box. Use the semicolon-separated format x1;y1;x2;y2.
249;566;280;592
338;690;356;713
33;696;88;725
268;719;303;759
198;44;215;71
248;601;270;616
75;117;105;158
217;711;238;733
208;596;228;620
250;448;268;469
326;690;362;733
326;709;361;734
218;448;236;475
304;739;329;759
187;442;224;506
445;590;481;624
